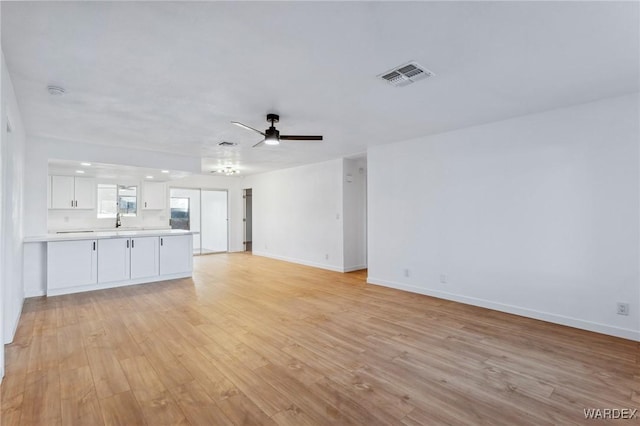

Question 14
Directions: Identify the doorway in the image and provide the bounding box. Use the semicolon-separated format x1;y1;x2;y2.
243;188;252;252
169;188;228;255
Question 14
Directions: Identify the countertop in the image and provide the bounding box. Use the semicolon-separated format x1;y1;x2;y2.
24;229;198;243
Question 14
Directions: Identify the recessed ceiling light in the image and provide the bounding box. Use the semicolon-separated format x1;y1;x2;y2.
145;175;154;179
161;170;169;174
81;162;92;166
47;85;66;96
75;170;85;174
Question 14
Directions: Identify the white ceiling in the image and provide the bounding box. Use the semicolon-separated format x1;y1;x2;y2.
3;1;638;175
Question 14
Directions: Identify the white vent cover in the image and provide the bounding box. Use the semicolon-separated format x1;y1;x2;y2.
378;62;434;87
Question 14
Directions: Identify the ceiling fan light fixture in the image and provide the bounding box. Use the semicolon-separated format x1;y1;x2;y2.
264;127;280;145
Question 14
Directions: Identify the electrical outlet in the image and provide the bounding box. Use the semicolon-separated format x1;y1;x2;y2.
440;274;448;284
404;268;410;278
617;303;630;316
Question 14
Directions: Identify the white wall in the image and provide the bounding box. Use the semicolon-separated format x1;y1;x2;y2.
2;50;26;350
247;159;345;272
368;93;640;340
343;157;367;271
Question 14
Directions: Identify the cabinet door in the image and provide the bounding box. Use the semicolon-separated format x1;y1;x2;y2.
98;238;130;283
48;240;98;290
130;236;159;279
142;182;166;210
159;235;193;275
50;176;75;209
74;177;96;209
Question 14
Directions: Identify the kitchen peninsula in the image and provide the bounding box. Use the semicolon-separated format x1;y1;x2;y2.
24;229;196;296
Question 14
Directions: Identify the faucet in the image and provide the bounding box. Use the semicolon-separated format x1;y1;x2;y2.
115;212;122;228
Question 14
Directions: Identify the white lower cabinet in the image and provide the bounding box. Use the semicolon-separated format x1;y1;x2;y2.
98;238;131;283
130;237;159;279
47;233;190;295
159;235;193;275
48;240;98;290
98;236;159;283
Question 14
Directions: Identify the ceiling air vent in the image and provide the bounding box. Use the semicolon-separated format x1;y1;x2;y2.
218;141;238;147
378;62;434;87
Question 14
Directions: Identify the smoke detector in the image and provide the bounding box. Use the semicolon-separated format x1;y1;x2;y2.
47;85;66;96
378;62;434;87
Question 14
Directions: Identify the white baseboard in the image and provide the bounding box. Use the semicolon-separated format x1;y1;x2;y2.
46;272;192;297
367;277;640;342
343;264;367;272
252;251;344;273
25;289;46;298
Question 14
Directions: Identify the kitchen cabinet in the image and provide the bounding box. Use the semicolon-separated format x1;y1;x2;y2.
42;231;193;296
142;182;166;210
130;236;160;279
159;234;192;275
98;236;159;283
48;240;97;290
98;238;130;283
50;175;96;209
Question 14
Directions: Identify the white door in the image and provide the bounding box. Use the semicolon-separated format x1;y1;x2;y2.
159;235;192;275
47;240;98;290
50;176;75;209
201;190;228;253
98;238;130;283
130;236;159;279
74;177;96;209
143;182;166;210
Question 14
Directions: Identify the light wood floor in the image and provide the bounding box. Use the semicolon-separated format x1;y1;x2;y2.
2;253;638;425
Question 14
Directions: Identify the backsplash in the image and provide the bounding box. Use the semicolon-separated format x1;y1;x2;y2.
48;208;169;232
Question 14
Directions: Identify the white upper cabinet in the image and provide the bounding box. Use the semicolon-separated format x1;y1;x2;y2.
50;175;96;210
50;176;75;209
74;177;96;209
142;182;166;210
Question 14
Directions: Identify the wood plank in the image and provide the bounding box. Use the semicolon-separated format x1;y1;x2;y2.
170;380;234;426
60;366;104;426
20;369;61;426
85;346;130;399
99;391;146;426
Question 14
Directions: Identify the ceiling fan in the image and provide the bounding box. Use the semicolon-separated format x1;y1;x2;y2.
232;113;323;147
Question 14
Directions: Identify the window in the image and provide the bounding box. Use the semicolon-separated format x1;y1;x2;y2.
97;184;138;218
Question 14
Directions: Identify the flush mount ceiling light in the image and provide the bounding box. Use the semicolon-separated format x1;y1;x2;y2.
75;170;85;174
80;162;91;166
145;175;154;179
161;170;170;174
213;166;239;176
47;85;66;96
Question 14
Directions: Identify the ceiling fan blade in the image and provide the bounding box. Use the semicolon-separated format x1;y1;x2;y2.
279;135;323;141
252;139;266;148
231;121;265;136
